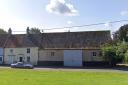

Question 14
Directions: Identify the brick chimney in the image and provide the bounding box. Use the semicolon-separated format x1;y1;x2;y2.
26;27;30;35
8;28;12;35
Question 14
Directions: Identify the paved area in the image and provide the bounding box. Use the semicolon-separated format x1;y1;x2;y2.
0;66;128;73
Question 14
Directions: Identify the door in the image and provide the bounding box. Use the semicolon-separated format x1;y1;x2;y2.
19;57;23;62
64;50;82;67
9;56;14;64
18;54;24;62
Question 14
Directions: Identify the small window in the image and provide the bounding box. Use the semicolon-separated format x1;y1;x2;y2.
27;56;30;62
92;52;97;56
10;49;13;53
27;48;30;53
51;52;55;56
0;57;2;61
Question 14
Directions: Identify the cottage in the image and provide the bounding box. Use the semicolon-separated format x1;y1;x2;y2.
38;31;111;67
4;28;39;65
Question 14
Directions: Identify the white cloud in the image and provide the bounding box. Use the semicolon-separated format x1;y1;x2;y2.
46;0;78;16
120;10;128;16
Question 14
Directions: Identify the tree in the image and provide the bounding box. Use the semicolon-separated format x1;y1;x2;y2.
113;24;128;42
29;27;41;34
102;24;128;66
116;42;128;62
101;44;117;66
101;41;128;65
0;28;7;34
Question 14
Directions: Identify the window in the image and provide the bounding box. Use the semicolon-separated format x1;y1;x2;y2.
27;48;30;53
10;49;13;53
51;52;55;56
92;52;97;56
27;56;30;62
0;57;2;61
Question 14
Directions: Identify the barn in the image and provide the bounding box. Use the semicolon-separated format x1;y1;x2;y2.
38;31;111;67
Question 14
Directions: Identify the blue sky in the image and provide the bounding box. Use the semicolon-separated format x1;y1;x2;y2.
0;0;128;33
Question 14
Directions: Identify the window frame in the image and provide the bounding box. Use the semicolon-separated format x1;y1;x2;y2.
27;48;30;53
10;49;13;53
0;57;2;62
92;52;97;57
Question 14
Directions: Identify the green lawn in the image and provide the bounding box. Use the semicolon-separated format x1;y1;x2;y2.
0;68;128;85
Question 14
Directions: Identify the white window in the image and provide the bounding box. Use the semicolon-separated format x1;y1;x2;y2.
27;48;30;53
92;52;97;56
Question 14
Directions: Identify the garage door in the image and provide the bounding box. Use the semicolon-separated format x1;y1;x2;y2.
64;50;82;67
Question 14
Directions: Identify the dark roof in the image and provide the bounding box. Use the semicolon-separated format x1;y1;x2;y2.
0;34;8;47
29;34;43;47
40;30;111;49
5;34;37;48
0;30;111;49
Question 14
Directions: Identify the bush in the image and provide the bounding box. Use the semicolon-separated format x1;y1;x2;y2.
116;42;128;62
101;45;117;66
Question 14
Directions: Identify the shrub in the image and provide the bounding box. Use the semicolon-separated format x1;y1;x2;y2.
101;45;117;66
116;42;128;62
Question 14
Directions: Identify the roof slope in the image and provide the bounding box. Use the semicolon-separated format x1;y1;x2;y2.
0;30;111;49
5;34;37;48
41;30;111;49
0;34;8;47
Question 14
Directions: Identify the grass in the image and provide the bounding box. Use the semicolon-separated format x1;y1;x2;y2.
0;68;128;85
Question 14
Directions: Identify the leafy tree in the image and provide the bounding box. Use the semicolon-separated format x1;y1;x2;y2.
102;24;128;66
0;28;7;34
29;27;41;34
113;24;128;42
101;44;117;66
101;42;128;65
116;42;128;62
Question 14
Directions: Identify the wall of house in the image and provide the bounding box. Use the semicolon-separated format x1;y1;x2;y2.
38;49;105;66
4;47;38;65
39;49;103;61
0;48;3;55
82;49;103;62
38;50;63;66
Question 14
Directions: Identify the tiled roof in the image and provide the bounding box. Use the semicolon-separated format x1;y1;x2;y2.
0;34;8;47
5;34;37;48
40;30;111;49
0;30;111;49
